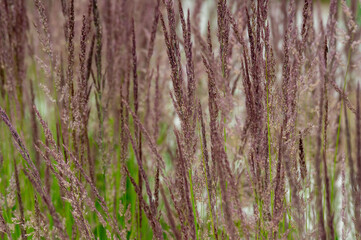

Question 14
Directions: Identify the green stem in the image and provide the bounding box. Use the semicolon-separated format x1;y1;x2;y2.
189;169;199;240
331;33;353;202
199;128;217;239
265;49;274;217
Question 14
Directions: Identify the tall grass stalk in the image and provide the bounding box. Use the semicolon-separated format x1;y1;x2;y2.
331;33;353;201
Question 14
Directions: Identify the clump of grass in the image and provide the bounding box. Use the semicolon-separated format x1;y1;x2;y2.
1;0;361;239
